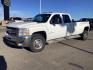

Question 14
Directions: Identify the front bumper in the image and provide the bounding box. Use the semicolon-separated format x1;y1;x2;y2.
4;35;31;47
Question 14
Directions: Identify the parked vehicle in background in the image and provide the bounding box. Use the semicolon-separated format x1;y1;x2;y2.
4;12;90;52
80;18;93;30
9;17;23;22
24;18;32;22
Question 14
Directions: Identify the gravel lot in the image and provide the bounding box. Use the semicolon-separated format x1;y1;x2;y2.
0;26;93;70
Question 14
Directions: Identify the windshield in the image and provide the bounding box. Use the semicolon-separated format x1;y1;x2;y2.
33;14;51;23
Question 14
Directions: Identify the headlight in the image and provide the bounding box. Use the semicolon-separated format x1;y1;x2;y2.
19;28;30;36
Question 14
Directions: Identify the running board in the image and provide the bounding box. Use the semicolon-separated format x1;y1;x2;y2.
47;35;80;44
65;35;80;39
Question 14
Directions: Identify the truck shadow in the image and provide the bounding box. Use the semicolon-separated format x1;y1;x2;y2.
74;37;93;41
58;41;93;55
0;56;7;70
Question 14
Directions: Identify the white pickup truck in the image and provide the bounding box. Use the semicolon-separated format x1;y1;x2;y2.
4;13;90;52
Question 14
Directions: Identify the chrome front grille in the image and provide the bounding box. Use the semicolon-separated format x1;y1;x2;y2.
6;27;19;36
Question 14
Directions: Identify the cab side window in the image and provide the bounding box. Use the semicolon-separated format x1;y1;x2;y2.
62;15;71;23
50;14;62;24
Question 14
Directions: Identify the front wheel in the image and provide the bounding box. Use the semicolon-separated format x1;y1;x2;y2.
80;30;88;40
30;34;46;52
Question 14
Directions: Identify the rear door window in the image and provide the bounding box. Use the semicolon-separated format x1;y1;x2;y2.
62;15;71;23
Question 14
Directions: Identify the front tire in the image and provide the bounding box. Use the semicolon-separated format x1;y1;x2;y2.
30;34;46;52
80;30;88;40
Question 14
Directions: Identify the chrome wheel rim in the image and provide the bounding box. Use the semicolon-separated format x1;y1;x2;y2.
84;32;88;39
33;39;43;49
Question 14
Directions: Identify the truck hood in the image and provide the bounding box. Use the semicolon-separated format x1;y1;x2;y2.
6;22;42;28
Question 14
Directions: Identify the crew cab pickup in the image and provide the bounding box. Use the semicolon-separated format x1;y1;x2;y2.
4;13;90;52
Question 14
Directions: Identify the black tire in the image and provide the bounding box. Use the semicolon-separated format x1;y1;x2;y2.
80;30;88;40
30;34;46;52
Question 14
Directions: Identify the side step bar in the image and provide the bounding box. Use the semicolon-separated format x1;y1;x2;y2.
47;35;80;44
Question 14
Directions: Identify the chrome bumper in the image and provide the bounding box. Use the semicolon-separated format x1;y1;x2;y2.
4;35;31;47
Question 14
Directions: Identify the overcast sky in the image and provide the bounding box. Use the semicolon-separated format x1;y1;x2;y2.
0;0;93;20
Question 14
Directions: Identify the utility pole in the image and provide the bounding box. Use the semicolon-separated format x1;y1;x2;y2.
1;0;10;20
40;0;41;13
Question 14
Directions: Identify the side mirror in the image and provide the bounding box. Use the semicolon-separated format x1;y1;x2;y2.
50;20;53;24
50;20;56;25
72;19;75;22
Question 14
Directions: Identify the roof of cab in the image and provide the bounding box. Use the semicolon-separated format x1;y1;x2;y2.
42;12;70;15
